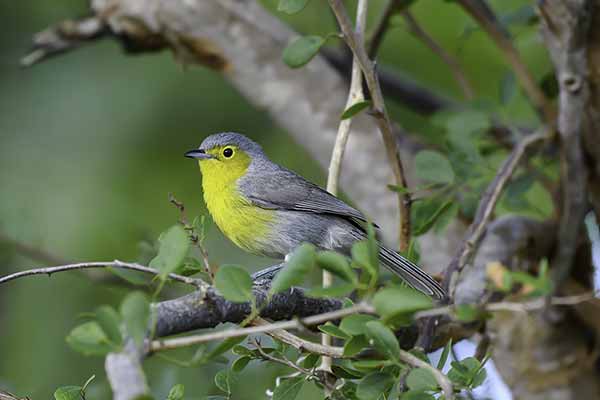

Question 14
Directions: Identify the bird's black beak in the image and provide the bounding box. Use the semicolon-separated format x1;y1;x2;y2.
185;149;214;159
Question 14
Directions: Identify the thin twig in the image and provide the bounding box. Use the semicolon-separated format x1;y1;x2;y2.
443;129;549;298
323;0;368;373
254;317;344;358
402;11;474;100
398;347;454;400
456;0;554;122
150;302;374;352
414;292;596;319
168;193;213;281
367;0;399;58
0;260;207;289
328;0;412;251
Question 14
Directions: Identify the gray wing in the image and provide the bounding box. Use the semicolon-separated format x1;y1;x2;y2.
239;165;370;225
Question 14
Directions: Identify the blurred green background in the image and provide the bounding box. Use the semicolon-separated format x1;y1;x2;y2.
0;0;547;398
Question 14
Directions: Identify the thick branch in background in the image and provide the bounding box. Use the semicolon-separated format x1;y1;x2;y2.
106;277;343;400
539;0;591;290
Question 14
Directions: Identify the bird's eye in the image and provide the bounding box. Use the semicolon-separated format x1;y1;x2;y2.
223;147;234;158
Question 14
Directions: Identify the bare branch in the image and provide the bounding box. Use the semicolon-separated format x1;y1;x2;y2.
402;11;474;100
456;0;554;122
328;0;412;250
539;0;592;291
0;260;207;289
322;0;368;373
415;292;596;319
168;193;213;281
151;302;372;353
21;17;107;67
443;129;549;298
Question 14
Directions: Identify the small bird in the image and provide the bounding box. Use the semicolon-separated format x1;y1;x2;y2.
185;132;445;300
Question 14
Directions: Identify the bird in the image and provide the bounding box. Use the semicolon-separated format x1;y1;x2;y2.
185;132;445;300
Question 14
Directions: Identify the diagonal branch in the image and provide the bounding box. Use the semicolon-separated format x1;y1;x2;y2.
328;0;412;251
402;11;474;100
443;129;549;298
456;0;554;122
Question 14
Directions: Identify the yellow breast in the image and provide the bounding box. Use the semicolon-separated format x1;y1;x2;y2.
199;159;275;254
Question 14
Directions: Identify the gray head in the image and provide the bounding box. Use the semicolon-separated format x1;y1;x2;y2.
184;132;265;160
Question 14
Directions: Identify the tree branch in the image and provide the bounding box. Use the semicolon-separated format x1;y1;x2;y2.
151;302;371;354
0;260;206;288
539;0;592;291
456;0;554;122
322;0;368;373
443;129;549;298
402;11;474;100
328;0;412;250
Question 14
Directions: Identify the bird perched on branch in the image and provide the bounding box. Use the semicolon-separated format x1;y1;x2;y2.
186;132;445;300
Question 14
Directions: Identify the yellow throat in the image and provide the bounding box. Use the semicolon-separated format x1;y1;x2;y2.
198;145;275;253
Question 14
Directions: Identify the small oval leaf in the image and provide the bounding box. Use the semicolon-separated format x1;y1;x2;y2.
214;265;254;303
283;36;325;68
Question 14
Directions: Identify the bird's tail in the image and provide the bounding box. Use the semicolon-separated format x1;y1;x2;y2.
379;245;446;301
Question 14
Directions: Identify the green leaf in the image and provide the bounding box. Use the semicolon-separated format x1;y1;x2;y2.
433;202;459;234
149;225;190;280
270;243;316;294
301;353;320;369
277;0;309;14
272;376;304;400
400;390;435;400
341;100;372;120
445;110;490;136
95;305;122;347
365;321;401;363
318;322;350;339
305;283;355;298
332;364;364;379
120;291;151;348
340;314;377;336
472;367;487;388
66;321;114;356
351;359;389;371
231;356;252;372
406;368;438;391
437;339;452;370
448;357;485;388
415;151;455;184
214;264;253;303
167;384;185;400
352;240;378;284
316;251;357;283
356;372;395;400
205;336;248;362
373;286;433;321
283;36;325;68
413;200;454;236
500;70;517;105
343;335;369;357
53;386;82;400
232;345;252;356
214;370;231;394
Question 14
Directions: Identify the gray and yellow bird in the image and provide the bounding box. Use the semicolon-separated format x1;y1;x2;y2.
185;132;445;300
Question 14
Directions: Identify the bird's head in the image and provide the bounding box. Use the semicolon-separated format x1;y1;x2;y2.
185;132;264;182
